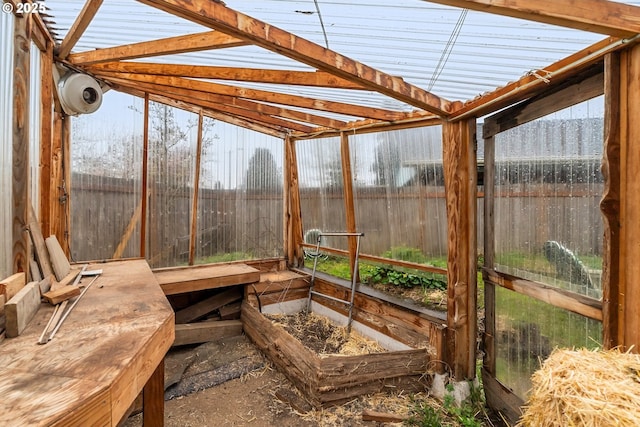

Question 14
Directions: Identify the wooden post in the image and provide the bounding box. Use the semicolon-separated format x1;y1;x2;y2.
142;358;165;427
603;44;640;350
340;132;359;282
284;135;304;267
601;52;621;349
188;111;204;265
482;134;496;375
39;41;53;238
141;94;150;258
50;111;64;243
442;112;478;381
12;11;31;274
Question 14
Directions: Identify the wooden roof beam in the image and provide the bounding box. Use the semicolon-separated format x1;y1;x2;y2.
68;31;248;65
423;0;640;38
135;0;452;117
93;71;409;121
57;0;104;59
107;77;315;133
99;77;347;129
87;62;367;90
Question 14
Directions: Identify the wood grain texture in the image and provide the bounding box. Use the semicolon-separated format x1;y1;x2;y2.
5;282;41;338
340;132;359;282
29;204;54;279
143;359;164;427
173;320;242;346
45;235;71;282
155;263;260;295
0;260;174;426
0;272;26;301
174;287;242;324
442;116;478;381
39;45;54;240
12;12;30;276
42;285;81;305
601;52;621;348
57;0;104;59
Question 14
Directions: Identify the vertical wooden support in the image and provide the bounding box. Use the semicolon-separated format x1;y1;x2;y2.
50;111;64;243
60;114;71;256
39;42;53;238
603;44;640;350
142;358;164;427
340;132;359;282
482;135;496;374
141;94;150;258
284;135;304;267
601;52;621;349
442;113;478;381
189;111;204;265
12;12;31;274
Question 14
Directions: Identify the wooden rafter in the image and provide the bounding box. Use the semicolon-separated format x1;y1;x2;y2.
93;71;407;121
135;0;452;116
109;77;314;132
98;75;346;129
67;31;247;65
57;0;104;59
451;36;627;120
423;0;640;38
87;62;367;90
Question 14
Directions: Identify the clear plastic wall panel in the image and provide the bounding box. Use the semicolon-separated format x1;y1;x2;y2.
493;97;604;298
195;121;283;262
350;127;447;263
0;13;15;279
71;92;144;262
29;43;41;215
495;286;602;399
146;102;197;267
296;137;347;251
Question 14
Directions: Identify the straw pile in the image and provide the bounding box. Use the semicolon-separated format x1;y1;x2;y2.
519;348;640;427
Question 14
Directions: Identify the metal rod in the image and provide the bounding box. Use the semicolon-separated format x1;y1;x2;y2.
47;275;100;342
317;232;364;237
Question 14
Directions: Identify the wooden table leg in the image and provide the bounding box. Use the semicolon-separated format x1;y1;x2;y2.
143;358;164;427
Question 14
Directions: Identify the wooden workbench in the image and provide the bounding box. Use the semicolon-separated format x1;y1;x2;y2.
0;259;175;426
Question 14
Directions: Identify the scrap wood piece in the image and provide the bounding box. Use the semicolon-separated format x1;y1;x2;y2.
174;287;243;324
0;272;26;301
29;258;42;282
28;203;54;279
361;409;408;423
173;320;243;347
38;275;53;294
43;285;81;305
45;235;70;281
218;301;242;320
49;269;80;292
5;282;42;338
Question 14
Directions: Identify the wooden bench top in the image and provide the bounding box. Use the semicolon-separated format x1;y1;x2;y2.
0;259;174;426
154;263;260;295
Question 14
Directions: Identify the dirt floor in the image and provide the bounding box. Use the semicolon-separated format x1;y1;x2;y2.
122;334;422;427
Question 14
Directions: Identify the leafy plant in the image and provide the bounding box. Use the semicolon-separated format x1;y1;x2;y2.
442;383;484;427
370;266;447;291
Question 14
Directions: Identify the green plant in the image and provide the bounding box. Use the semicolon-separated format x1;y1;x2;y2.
370;266;447;291
404;397;445;427
442;383;484;427
383;246;429;264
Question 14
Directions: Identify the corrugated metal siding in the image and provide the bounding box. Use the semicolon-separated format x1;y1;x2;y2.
0;13;15;279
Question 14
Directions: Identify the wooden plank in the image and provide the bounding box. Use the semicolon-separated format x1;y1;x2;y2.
189;112;204;266
601;52;621;348
12;11;30;276
174;287;243;324
42;285;81;305
284;135;305;267
45;235;71;281
29;258;42;282
249;271;309;294
155;264;260;295
423;0;640;38
485;270;603;321
50;269;80;292
5;282;41;338
442;116;478;381
0;272;26;302
98;72;406;122
38;275;53;294
246;288;310;308
89;62;366;90
173;320;242;346
617;43;640;349
362;410;407;423
481;368;524;426
142;359;164;427
39;44;54;240
68;31;247;65
483;72;604;139
140;94;149;258
340;132;359;281
29;203;54;279
136;0;452;116
56;0;104;59
218;302;242;320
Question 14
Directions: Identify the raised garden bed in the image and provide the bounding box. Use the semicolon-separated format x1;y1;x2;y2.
241;299;432;408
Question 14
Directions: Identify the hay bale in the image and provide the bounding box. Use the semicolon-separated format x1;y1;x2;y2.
519;348;640;427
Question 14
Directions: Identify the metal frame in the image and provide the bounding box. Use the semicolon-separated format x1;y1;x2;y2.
306;231;364;333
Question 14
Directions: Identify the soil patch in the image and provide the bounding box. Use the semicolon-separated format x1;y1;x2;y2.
265;311;386;355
